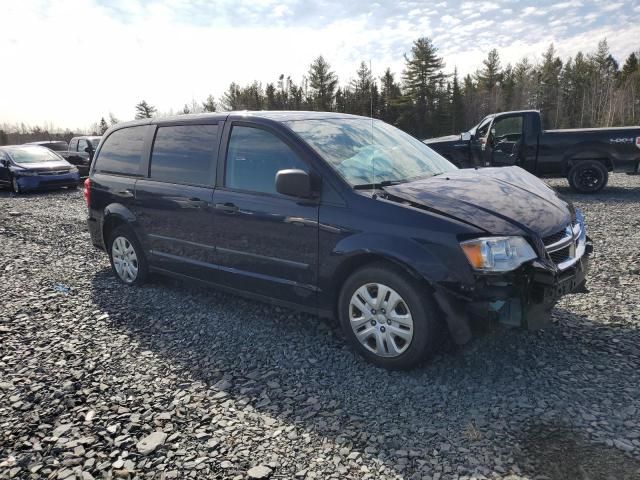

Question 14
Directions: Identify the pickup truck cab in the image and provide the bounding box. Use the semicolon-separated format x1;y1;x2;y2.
424;110;640;193
85;111;591;369
65;136;101;176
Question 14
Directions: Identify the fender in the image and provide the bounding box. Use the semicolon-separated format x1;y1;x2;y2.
101;203;137;244
329;232;475;290
562;141;614;172
325;232;476;345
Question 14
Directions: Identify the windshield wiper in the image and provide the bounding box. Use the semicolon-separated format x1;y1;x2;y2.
352;179;408;190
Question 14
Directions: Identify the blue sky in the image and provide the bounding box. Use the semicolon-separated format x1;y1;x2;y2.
2;0;639;129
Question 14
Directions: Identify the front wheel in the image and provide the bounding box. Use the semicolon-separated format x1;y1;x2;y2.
338;262;443;370
568;160;608;193
11;177;21;194
108;225;148;286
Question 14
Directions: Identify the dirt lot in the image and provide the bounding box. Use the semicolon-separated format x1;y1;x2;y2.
0;174;639;480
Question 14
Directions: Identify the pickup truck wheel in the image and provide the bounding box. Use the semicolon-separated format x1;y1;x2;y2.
338;262;442;370
568;160;608;193
108;225;148;286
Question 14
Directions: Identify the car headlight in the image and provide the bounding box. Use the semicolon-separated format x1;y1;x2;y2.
14;169;37;176
460;236;537;272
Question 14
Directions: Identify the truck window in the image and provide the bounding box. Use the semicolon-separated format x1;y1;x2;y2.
78;139;88;152
492;116;523;139
475;117;492;138
94;126;149;176
225;126;307;195
150;124;218;186
69;139;78;151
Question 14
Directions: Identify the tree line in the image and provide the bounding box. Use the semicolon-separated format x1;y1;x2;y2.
2;37;639;146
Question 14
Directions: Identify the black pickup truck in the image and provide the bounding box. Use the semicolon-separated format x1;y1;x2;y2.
63;136;102;176
424;110;640;193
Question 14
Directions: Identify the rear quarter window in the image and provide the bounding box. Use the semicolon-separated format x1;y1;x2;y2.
150;124;218;185
94;126;150;175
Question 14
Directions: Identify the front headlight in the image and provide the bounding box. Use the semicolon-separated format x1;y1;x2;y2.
14;169;37;176
460;236;537;272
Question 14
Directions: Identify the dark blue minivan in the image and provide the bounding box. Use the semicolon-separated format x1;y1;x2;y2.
85;112;592;369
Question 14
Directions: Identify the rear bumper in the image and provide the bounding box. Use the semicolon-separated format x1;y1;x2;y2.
87;216;105;250
15;172;80;191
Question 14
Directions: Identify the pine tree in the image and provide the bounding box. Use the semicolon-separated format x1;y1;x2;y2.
308;55;338;111
265;83;277;109
451;68;465;132
351;61;375;117
108;113;120;126
182;104;191;114
134;100;157;119
98;117;109;134
202;95;216;112
621;53;639;82
402;37;445;137
379;68;403;124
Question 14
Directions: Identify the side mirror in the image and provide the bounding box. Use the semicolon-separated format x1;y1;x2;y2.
276;169;313;198
461;131;471;141
0;159;7;167
84;146;92;153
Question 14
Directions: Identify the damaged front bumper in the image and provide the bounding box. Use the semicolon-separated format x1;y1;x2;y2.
434;237;593;344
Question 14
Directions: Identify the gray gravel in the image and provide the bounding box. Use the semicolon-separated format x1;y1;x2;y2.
0;174;639;480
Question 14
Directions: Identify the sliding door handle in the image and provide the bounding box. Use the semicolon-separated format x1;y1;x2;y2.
214;202;239;214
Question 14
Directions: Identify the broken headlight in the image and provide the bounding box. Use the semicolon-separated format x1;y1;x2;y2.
460;236;537;272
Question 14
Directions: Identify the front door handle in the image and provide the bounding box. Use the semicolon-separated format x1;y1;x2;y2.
118;189;134;198
215;202;239;214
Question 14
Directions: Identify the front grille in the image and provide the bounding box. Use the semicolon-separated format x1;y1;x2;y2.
543;229;567;246
38;169;70;175
549;245;572;264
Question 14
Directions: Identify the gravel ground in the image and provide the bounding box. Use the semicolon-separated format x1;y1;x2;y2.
0;174;639;480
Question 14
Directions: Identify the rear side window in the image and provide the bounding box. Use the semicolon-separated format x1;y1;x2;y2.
150;124;218;185
69;139;78;151
225;126;306;195
95;126;149;175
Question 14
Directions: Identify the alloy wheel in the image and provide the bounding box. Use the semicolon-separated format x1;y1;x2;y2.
349;283;414;357
111;236;139;283
577;167;602;191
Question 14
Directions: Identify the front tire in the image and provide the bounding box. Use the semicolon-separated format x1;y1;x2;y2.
568;160;608;193
108;225;148;286
11;177;21;194
338;262;442;370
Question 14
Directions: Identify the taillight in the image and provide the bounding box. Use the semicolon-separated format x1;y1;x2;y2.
83;178;91;207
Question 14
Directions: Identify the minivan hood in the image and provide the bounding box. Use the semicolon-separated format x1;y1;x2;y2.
383;166;573;237
14;160;71;171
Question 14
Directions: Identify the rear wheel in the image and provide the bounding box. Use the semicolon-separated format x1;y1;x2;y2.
338;262;442;370
568;160;608;193
108;225;148;286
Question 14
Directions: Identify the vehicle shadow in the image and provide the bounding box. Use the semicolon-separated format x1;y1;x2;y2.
89;269;640;478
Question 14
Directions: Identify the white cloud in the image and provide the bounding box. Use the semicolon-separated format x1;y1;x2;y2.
1;0;639;128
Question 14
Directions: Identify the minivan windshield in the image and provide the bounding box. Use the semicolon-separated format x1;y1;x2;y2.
7;146;63;164
286;118;457;187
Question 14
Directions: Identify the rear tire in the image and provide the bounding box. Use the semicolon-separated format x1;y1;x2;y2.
338;262;442;370
108;225;148;286
567;160;608;193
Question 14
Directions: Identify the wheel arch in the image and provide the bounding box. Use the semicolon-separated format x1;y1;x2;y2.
563;145;614;172
102;204;137;247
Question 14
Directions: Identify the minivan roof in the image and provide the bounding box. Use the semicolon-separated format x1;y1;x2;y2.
111;111;369;130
